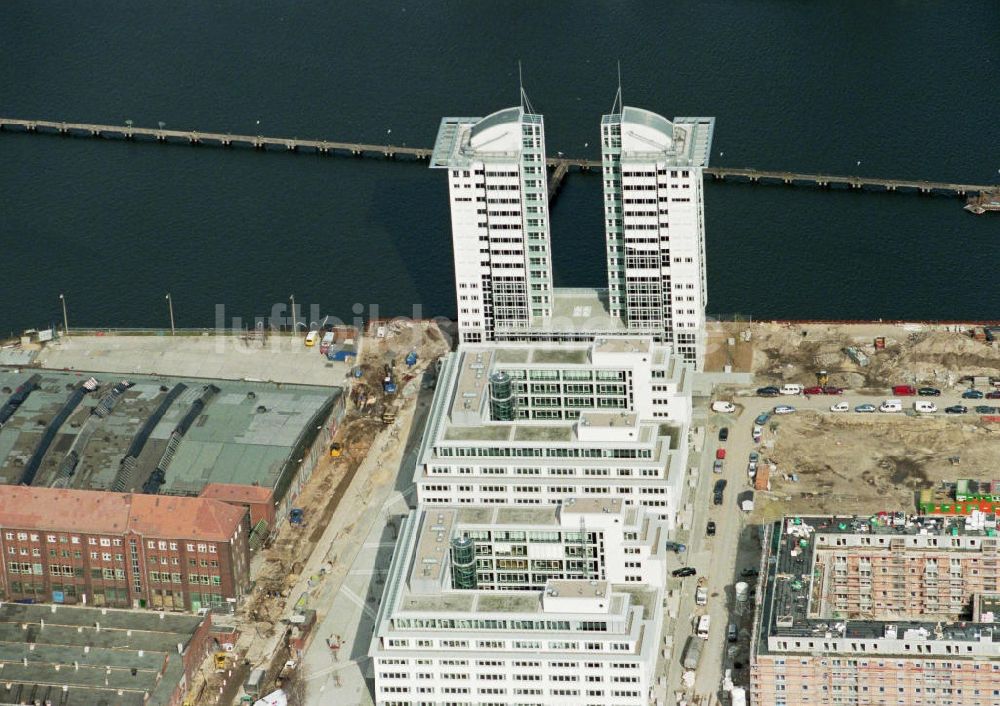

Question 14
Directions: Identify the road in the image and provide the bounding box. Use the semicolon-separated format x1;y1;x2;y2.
664;384;990;704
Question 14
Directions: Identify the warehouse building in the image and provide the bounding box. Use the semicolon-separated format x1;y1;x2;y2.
750;514;1000;706
0;601;213;706
414;337;691;525
370;499;666;706
0;486;250;612
0;369;341;524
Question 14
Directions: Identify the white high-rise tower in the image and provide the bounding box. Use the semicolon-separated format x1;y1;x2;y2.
430;92;554;344
601;91;714;367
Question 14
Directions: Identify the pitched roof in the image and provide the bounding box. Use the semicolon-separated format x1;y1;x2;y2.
129;494;247;542
199;482;274;505
0;487;245;542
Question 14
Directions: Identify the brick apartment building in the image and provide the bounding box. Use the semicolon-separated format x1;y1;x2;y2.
0;487;251;613
751;515;1000;706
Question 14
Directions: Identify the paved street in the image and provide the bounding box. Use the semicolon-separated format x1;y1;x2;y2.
663;383;989;704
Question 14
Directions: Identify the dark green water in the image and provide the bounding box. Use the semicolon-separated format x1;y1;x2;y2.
2;1;998;334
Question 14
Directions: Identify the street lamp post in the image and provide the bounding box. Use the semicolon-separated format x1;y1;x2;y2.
59;294;69;338
289;295;296;333
165;294;175;335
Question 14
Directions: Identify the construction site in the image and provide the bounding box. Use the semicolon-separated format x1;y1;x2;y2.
749;411;999;523
184;320;449;706
706;320;999;388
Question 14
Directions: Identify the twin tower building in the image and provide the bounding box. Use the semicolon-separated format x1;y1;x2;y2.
430;94;715;369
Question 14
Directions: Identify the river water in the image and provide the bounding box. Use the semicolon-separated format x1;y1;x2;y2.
2;1;998;334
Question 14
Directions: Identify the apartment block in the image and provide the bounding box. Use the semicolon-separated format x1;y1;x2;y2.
370;500;666;706
750;514;1000;706
413;338;691;525
0;487;251;612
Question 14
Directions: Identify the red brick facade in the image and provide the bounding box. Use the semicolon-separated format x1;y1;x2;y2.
0;487;250;612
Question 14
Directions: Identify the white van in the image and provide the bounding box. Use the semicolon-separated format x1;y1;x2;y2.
913;400;937;414
696;614;711;639
711;400;737;413
879;399;902;413
779;384;802;396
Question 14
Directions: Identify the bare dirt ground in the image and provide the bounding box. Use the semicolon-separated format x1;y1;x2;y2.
751;412;999;523
706;321;999;389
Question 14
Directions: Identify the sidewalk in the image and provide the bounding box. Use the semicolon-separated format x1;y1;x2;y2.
229;381;430;704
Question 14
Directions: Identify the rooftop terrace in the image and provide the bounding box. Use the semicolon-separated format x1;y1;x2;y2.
756;515;1000;657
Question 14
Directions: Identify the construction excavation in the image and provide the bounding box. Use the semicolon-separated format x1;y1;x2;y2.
184;320;449;706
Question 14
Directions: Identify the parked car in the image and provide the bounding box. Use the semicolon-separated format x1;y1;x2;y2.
855;403;876;413
727;622;738;642
706;521;717;537
672;567;697;578
822;386;844;395
945;405;968;414
713;479;728;506
773;405;796;415
892;385;917;396
716;448;726;460
754;412;771;426
803;386;823;395
779;384;802;395
748;452;759;466
986;390;1000;400
918;387;941;396
757;386;780;397
713;460;724;474
711;401;737;413
718;427;729;441
974;405;997;414
830;401;849;412
962;389;984;399
752;426;762;443
740;568;760;578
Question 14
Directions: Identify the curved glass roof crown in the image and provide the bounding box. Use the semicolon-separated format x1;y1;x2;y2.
621;106;674;145
471;107;522;139
469;106;524;149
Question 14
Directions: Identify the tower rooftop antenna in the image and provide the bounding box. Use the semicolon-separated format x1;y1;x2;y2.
611;60;623;114
518;61;536;114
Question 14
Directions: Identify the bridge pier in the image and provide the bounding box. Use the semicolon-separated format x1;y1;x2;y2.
783;178;792;185
90;129;99;137
156;132;166;143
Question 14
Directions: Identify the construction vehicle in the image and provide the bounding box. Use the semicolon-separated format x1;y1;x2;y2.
405;350;418;367
329;442;342;458
213;651;228;671
289;508;304;525
382;407;396;425
383;363;397;394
